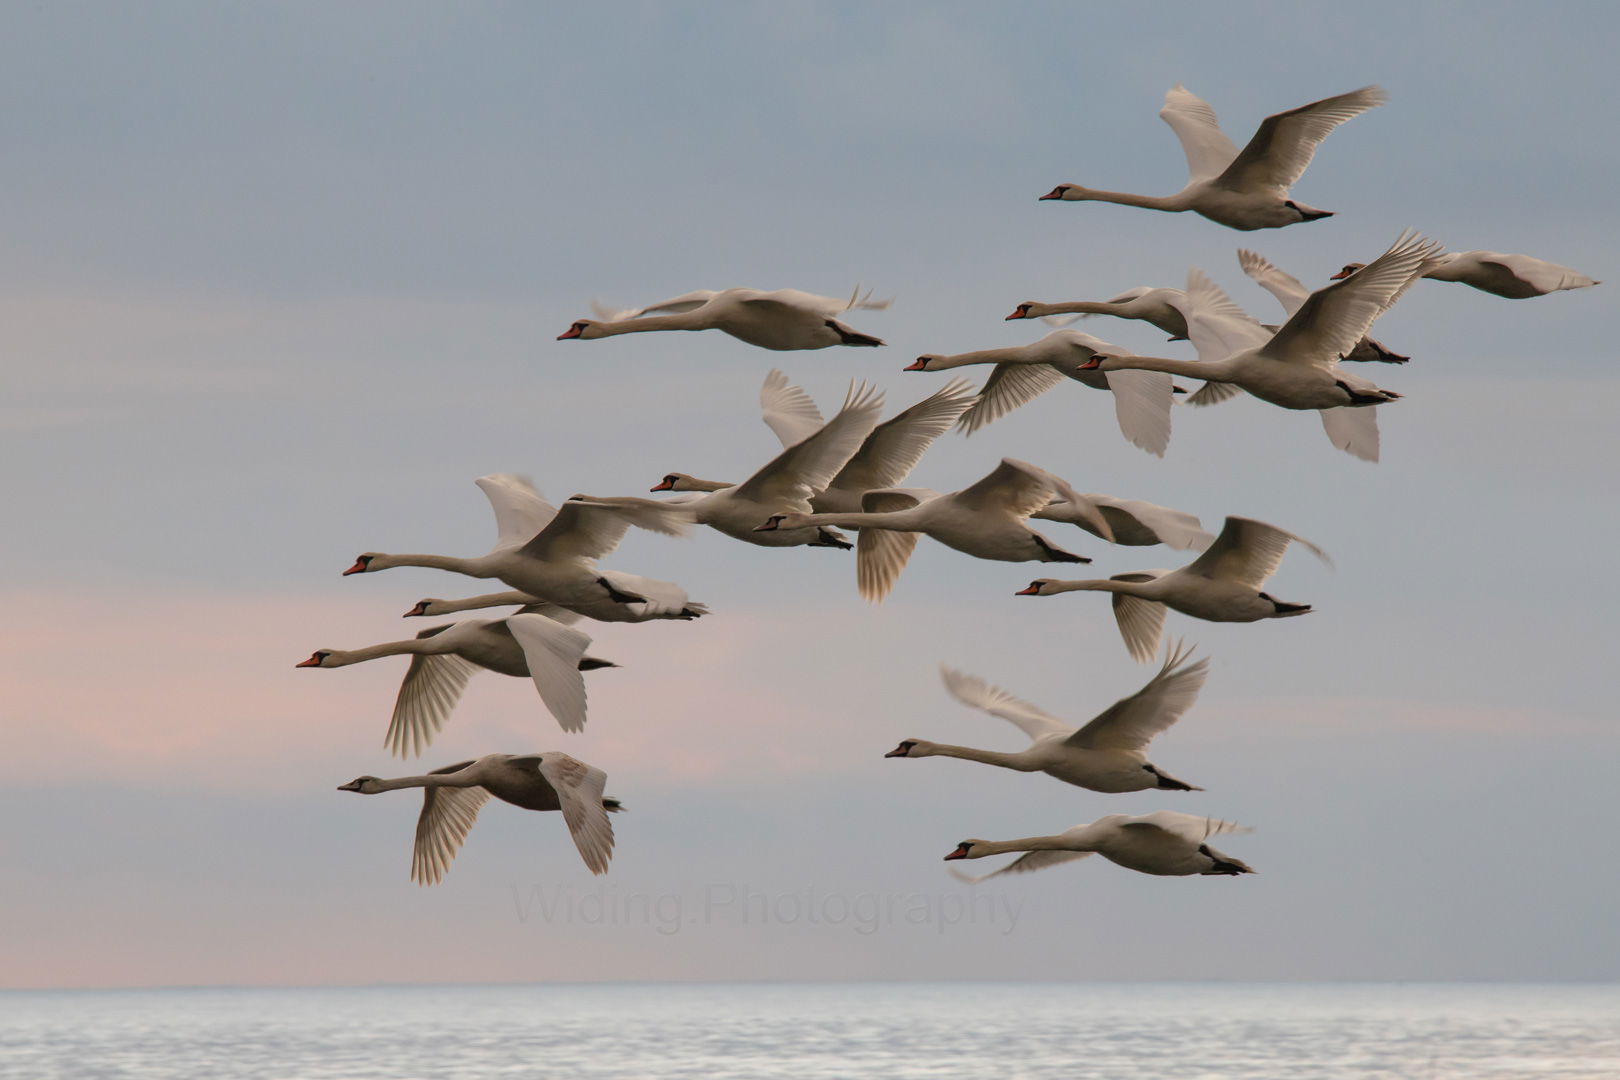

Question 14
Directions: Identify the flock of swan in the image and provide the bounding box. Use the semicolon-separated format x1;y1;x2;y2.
301;82;1595;887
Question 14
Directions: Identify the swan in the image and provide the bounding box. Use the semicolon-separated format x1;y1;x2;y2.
1034;493;1213;551
1083;231;1442;462
887;641;1209;793
557;287;888;350
1237;249;1409;363
1018;515;1330;662
297;610;612;752
343;474;702;623
404;591;708;620
1005;288;1190;341
618;379;885;549
1041;83;1387;230
1331;251;1599;299
755;458;1102;602
905;330;1176;456
945;812;1254;880
337;752;621;881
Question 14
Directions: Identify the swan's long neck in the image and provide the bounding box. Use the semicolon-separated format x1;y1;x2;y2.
928;347;1029;369
974;834;1087;857
324;640;438;666
371;553;497;577
1025;301;1120;318
1103;354;1228;381
369;771;482;793
1042;578;1155;597
1068;186;1189;212
591;312;707;336
915;742;1039;771
425;590;537;614
674;478;731;493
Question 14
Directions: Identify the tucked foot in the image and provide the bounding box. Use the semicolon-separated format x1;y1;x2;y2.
1144;764;1203;792
1033;534;1089;563
597;577;650;605
828;321;885;347
811;527;854;550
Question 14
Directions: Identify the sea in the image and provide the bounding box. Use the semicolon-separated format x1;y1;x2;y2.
2;982;1616;1079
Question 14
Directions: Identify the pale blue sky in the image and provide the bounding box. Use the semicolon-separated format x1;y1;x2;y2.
2;2;1616;987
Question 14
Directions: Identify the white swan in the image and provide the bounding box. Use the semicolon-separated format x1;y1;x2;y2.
298;610;611;752
1331;251;1599;299
1018;515;1330;662
756;458;1102;602
905;330;1176;456
624;379;885;549
1041;83;1386;230
1005;288;1190;341
337;752;620;881
404;591;709;620
1034;493;1214;551
887;641;1209;793
557;287;888;350
1085;231;1442;462
344;474;701;623
945;812;1254;880
1237;248;1409;363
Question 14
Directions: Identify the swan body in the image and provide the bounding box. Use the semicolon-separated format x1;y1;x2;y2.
1042;84;1386;231
337;752;621;881
405;591;709;620
888;642;1209;793
1006;288;1190;340
298;610;610;752
1332;251;1599;299
906;330;1175;456
757;458;1100;602
1019;515;1330;662
345;474;702;623
1237;249;1409;363
945;812;1254;880
1089;231;1441;461
558;287;888;350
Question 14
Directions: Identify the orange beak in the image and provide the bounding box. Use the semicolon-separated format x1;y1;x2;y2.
342;559;368;576
1015;584;1041;596
295;653;323;667
650;480;674;492
557;324;583;340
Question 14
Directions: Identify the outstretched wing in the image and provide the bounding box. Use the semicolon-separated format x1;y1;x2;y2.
537;753;616;875
1068;640;1210;750
956;363;1067;435
1159;83;1241;183
389;651;481;758
1212;85;1386;194
505;613;595;734
520;498;690;564
952;458;1066;521
1320;405;1381;463
760;369;826;448
854;488;926;602
1182;516;1331;589
411;761;490;886
1122;811;1252;846
940;666;1071;741
949;848;1093;884
1110;571;1169;664
592;289;722;322
1237;248;1309;316
476;474;558;552
833;378;978;493
1467;252;1598;294
1102;367;1175;457
734;381;885;504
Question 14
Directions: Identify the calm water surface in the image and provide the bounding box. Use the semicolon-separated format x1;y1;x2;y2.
2;982;1616;1079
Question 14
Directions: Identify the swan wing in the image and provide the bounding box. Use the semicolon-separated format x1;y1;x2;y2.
952;458;1066;521
1121;811;1252;845
753;286;893;316
537;753;616;875
389;648;480;758
1184;380;1245;407
1237;248;1308;316
1087;494;1214;551
1212;85;1386;194
1101;367;1174;457
940;666;1071;740
476;474;558;552
1264;231;1442;367
760;369;826;448
1068;640;1210;750
1159;84;1241;183
411;762;490;886
956;363;1067;435
1320;405;1381;463
520;498;691;563
593;289;722;322
833;378;977;492
1457;252;1598;294
853;489;926;602
1110;572;1169;664
734;381;885;504
596;572;698;618
506;613;594;734
950;848;1093;884
1183;267;1272;364
1182;515;1331;589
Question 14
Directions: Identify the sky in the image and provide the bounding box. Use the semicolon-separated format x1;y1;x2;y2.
2;2;1617;989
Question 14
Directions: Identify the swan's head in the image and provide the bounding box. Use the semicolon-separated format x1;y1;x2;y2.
296;649;338;668
403;599;440;617
1330;262;1366;281
1076;354;1120;372
337;776;385;794
1016;579;1057;596
651;472;697;492
557;319;605;340
1005;303;1035;321
885;739;924;758
343;553;385;576
1039;184;1086;202
905;355;946;372
944;840;984;861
